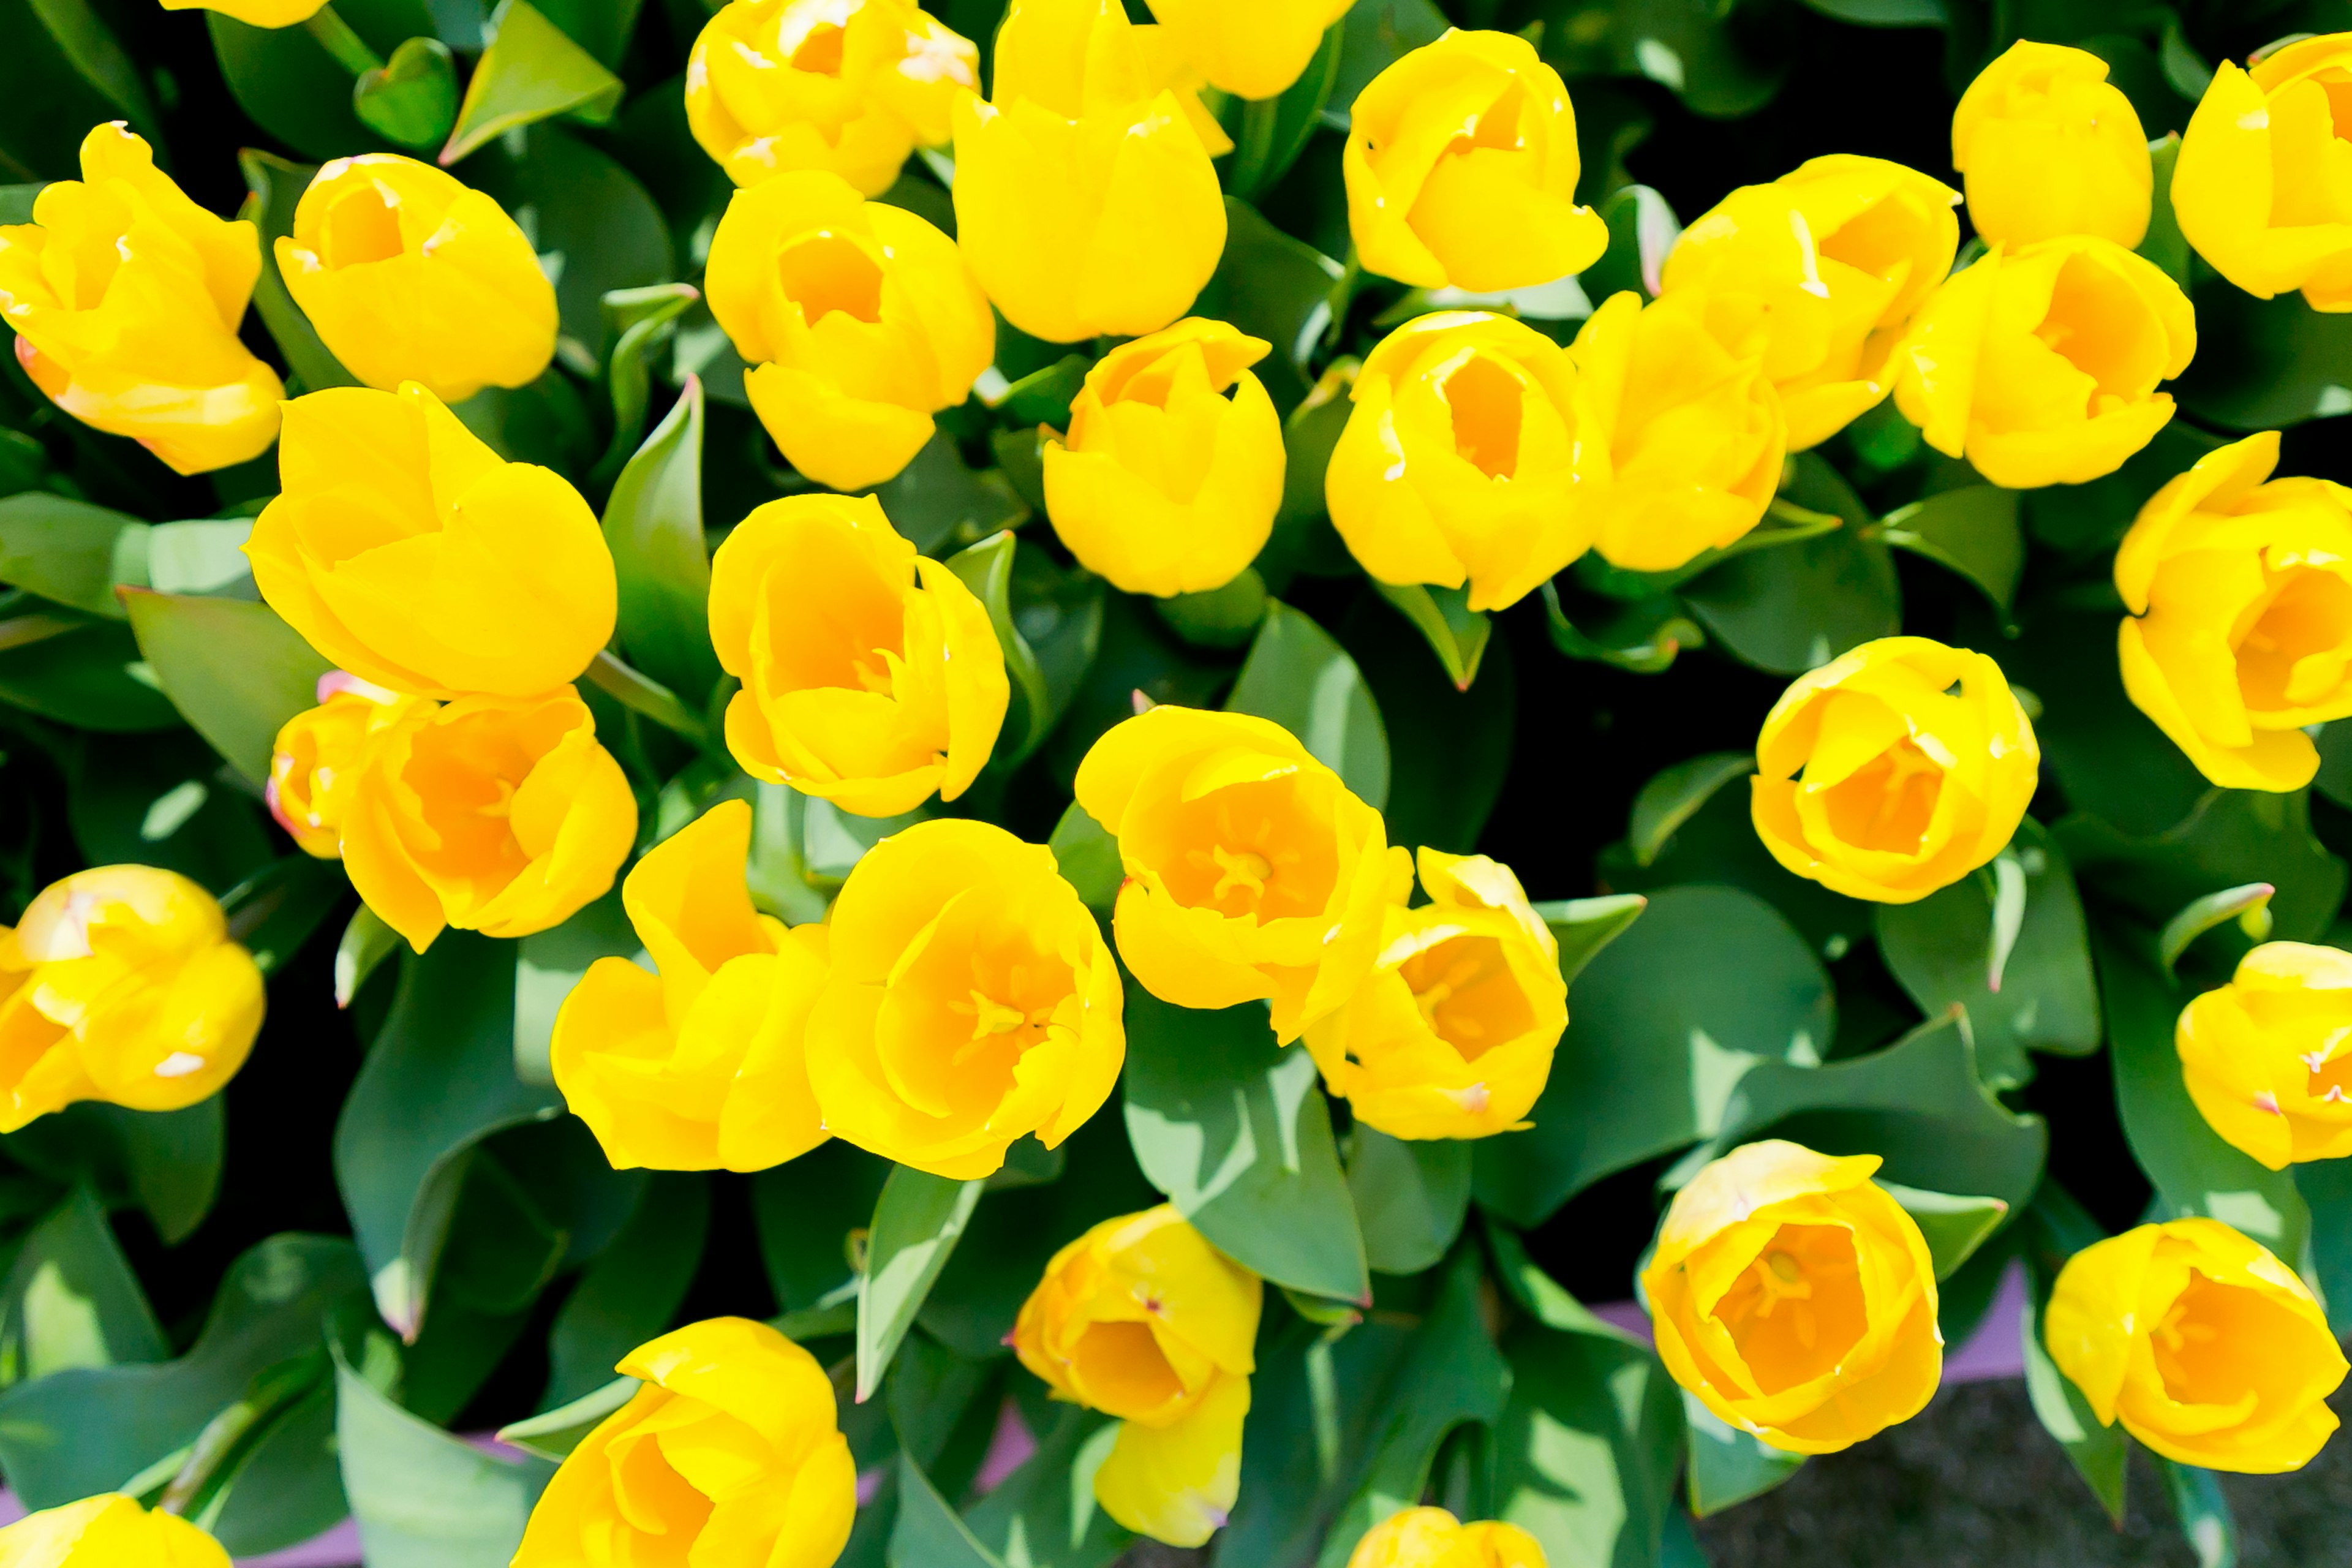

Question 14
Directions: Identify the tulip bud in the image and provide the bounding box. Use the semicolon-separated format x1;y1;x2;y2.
1074;706;1406;1042
1569;288;1786;573
2113;430;2352;792
804;818;1123;1178
339;688;638;953
553;800;830;1173
0;866;265;1131
1886;235;2194;489
1660;156;1959;451
0;1493;233;1567
1951;42;2150;249
2046;1218;2346;1472
686;0;979;193
1344;30;1605;293
1751;636;2038;905
1644;1140;1941;1454
246;383;617;700
1043;318;1285;596
1325;311;1602;612
1303;848;1566;1140
276;154;556;402
0;123;282;475
706;169;993;491
266;673;423;858
1012;1205;1261;1547
515;1317;857;1567
951;0;1227;343
1346;1508;1548;1568
1142;0;1352;100
2174;34;2352;311
2178;943;2352;1170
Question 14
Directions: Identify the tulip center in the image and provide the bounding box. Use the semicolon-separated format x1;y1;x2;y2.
1161;780;1338;921
2234;562;2352;715
788;20;846;75
2035;251;2161;405
776;232;885;326
1207;846;1273;901
1070;1319;1186;1419
1400;933;1532;1062
1819;738;1945;856
2149;1270;2302;1417
1441;353;1525;480
1714;1223;1866;1393
319;186;407;270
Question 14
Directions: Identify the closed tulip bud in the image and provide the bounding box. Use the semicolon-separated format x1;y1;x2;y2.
1325;311;1602;612
686;0;979;194
276;154;556;401
0;123;282;475
1952;41;2150;249
2046;1218;2346;1472
1660;156;1959;451
708;494;1006;816
1569;288;1786;573
339;688;637;953
0;866;264;1131
2113;431;2352;792
1075;706;1404;1041
707;169;992;491
0;1494;233;1567
1044;318;1284;596
2174;34;2352;311
514;1316;857;1568
554;801;829;1172
266;673;422;858
2177;943;2352;1169
951;0;1227;343
1142;0;1351;100
804;818;1123;1178
1303;848;1566;1140
246;383;617;700
1643;1140;1941;1454
1751;637;2038;905
1887;235;2194;489
1344;30;1605;293
1347;1508;1548;1568
1012;1205;1261;1547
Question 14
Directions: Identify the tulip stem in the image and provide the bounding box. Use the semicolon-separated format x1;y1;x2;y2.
585;649;710;745
1230;96;1284;201
306;6;384;76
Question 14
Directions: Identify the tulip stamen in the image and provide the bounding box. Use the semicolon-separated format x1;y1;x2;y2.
1202;845;1275;903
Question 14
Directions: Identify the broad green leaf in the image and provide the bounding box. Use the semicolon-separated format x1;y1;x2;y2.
337;904;403;1008
875;430;1032;556
431;1149;570;1317
0;494;142;617
1370;579;1491;690
1494;1319;1684;1567
0;1187;165;1387
946;531;1062;766
1798;0;1945;23
120;590;334;786
963;1405;1131;1568
1873;1181;2008;1281
1547;0;1787;118
858;1165;985;1402
601;377;722;704
1338;592;1514;854
2176;276;2352;430
2155;1455;2237;1568
1348;1129;1470;1277
355;37;461;149
1193;198;1344;412
1627;752;1750;869
1224;600;1389;808
889;1450;1006;1568
221;853;348;975
1485;1221;1640;1345
2297;1158;2352;1338
996;353;1088;429
236;150;360;394
0;183;41;223
1999;604;2206;836
469;126;673;361
1228;20;1343;200
0;609;178;731
1680;459;1900;675
1037;592;1229;790
1122;990;1369;1303
883;1330;1001;1494
1257;359;1358;595
67;730;275;895
1218;1310;1417;1562
2021;419;2223;562
1537;895;1648;990
513;888;644;1085
1680;1390;1802;1516
2018;1189;2127;1521
2;1101;225;1247
1155;568;1268;650
542;1172;710;1409
1540;581;1705;674
496;1374;638;1461
1474;886;1831;1228
1577;183;1681;303
441;0;622;164
1874;485;2024;614
0;0;156;179
590;283;701;488
2059;788;2347;943
145;519;259;596
206;0;436;160
1046;801;1121;911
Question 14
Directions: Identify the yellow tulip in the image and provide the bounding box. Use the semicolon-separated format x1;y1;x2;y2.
685;0;979;194
706;169;993;491
1043;318;1285;597
1751;636;2038;905
2113;430;2352;792
0;1493;233;1567
1012;1205;1261;1547
2177;942;2352;1170
1643;1140;1940;1455
267;673;423;859
951;0;1227;343
514;1316;857;1568
246;383;617;701
1346;1508;1548;1568
339;688;638;953
1142;0;1352;100
553;801;829;1174
1303;848;1566;1140
1074;705;1404;1042
1659;156;1959;451
1324;311;1601;612
1951;40;2150;249
1569;288;1786;573
2045;1218;2346;1472
0;866;263;1132
804;818;1123;1178
0;123;282;475
2174;34;2352;311
1886;235;2194;489
708;493;1006;816
276;154;556;402
1344;29;1604;293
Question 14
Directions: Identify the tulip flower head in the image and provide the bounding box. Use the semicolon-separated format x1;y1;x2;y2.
1952;40;2151;249
2174;32;2352;311
2177;941;2352;1169
0;1493;233;1567
1143;0;1352;100
1346;1508;1548;1568
267;673;423;859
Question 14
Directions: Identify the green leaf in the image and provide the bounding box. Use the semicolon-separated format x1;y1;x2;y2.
1627;752;1751;869
1577;183;1681;304
1369;579;1491;691
67;731;275;896
2021;419;2222;563
222;853;349;975
2018;1191;2128;1521
946;531;1058;766
1872;1180;2008;1281
2058;788;2348;943
2157;881;2277;981
1348;1129;1470;1276
2000;604;2207;837
119;590;334;787
1224;599;1389;808
1484;1219;1640;1345
889;1450;1006;1568
1475;886;1830;1227
541;1172;710;1409
2155;1455;2237;1568
2139;132;2190;287
1493;1318;1684;1565
1194;198;1344;412
753;1140;892;1312
428;1150;568;1321
469;126;674;362
2;1101;225;1247
1680;1390;1803;1516
1540;581;1706;674
1336;593;1513;854
858;1166;986;1403
884;1329;1001;1494
601;377;722;704
1218;1310;1417;1562
528;0;645;66
1679;459;1900;675
2297;1157;2352;1338
590;283;701;488
1797;0;1946;21
874;429;1032;556
995;353;1088;430
2176;278;2352;430
236;150;360;394
1548;0;1789;119
512;888;643;1086
962;1405;1130;1568
1155;568;1270;650
1047;801;1121;911
1257;359;1359;595
145;519;260;597
336;904;402;1009
1537;894;1649;990
206;0;436;161
0;0;156;180
0;494;143;617
355;36;461;149
0;1187;165;1387
1874;485;2024;614
440;0;622;165
496;1374;638;1461
1229;20;1344;200
1036;592;1229;789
